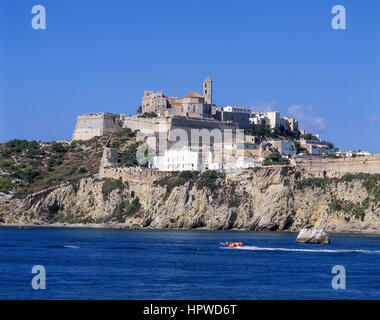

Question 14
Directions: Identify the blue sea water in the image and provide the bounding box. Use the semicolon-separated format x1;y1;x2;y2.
0;227;380;300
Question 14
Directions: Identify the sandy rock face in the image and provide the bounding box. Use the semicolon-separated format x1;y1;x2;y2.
296;228;330;244
0;167;379;233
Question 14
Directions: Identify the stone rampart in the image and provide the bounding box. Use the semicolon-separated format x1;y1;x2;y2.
100;166;172;183
72;113;124;141
297;156;380;177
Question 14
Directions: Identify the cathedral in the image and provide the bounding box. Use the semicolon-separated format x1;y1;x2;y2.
141;77;214;118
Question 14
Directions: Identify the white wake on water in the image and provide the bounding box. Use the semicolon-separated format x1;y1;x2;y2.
224;246;380;254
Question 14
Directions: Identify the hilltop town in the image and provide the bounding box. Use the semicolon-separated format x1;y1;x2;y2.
72;77;372;172
0;77;379;233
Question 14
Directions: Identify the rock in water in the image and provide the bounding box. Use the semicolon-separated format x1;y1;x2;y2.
296;228;330;244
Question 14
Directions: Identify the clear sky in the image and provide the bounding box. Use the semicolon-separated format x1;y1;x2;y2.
0;0;379;153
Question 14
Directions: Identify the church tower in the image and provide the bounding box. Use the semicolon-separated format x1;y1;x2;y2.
203;76;212;105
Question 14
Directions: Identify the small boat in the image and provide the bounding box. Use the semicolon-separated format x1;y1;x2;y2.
220;242;243;248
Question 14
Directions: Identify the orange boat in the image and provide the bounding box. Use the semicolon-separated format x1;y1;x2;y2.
220;242;243;248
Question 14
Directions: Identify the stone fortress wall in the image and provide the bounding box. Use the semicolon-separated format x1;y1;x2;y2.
72;113;125;141
98;144;380;183
297;155;380;177
72;113;237;142
100;166;172;184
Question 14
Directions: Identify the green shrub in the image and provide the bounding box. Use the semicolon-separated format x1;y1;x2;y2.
362;174;379;193
322;154;339;159
300;133;320;141
137;112;158;118
110;142;120;149
47;158;57;167
79;167;87;174
344;203;354;213
120;143;139;166
113;128;136;138
197;170;218;191
11;167;40;183
253;167;261;173
26;141;43;158
0;160;12;167
102;178;125;200
263;152;289;166
154;171;197;200
340;173;380;205
51;142;66;153
48;201;62;213
1;149;11;157
14;190;26;199
112;197;141;222
329;199;342;212
5;139;29;152
352;207;365;221
0;178;14;193
296;177;330;190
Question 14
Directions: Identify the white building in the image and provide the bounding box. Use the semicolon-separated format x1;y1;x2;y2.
269;140;296;156
150;147;262;172
223;106;251;113
307;144;334;155
300;139;334;155
149;148;205;171
250;111;280;129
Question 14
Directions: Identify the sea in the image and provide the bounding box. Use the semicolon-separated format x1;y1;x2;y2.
0;227;380;300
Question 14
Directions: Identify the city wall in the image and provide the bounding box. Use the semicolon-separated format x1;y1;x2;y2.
99;155;380;183
72;113;124;141
100;166;172;183
297;155;380;177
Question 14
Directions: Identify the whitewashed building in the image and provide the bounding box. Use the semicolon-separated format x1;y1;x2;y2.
149;148;205;171
149;147;263;172
269;140;296;156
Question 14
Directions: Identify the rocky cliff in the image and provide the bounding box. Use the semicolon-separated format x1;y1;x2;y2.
1;167;379;233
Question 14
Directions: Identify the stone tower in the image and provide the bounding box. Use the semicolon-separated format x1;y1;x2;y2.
203;76;212;105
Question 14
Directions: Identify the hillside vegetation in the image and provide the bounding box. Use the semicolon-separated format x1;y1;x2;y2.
0;137;106;198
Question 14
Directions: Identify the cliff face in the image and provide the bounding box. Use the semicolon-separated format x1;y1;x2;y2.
0;167;379;233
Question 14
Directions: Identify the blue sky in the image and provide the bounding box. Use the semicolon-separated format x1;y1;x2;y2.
0;0;379;153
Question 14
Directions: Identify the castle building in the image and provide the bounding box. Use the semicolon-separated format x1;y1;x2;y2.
214;106;251;130
72;113;125;141
72;77;302;157
141;77;213;119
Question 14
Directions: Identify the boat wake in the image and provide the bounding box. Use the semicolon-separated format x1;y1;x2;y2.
223;246;380;254
46;245;80;249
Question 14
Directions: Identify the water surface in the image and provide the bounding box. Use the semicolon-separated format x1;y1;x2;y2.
0;227;379;299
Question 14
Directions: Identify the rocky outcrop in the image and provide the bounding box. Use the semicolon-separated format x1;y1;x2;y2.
0;167;379;233
296;228;330;244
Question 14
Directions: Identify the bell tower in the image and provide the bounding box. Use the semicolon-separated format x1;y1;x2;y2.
203;76;212;105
